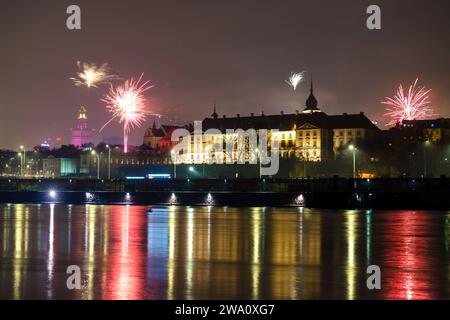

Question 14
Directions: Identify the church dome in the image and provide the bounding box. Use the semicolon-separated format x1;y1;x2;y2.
306;92;318;109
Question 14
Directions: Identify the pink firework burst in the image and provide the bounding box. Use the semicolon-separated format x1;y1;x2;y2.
382;78;436;127
101;74;154;153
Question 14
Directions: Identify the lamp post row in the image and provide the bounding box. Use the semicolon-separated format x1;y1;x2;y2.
14;142;445;180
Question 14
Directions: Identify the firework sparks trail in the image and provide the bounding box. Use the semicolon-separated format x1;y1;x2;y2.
285;71;306;91
70;61;120;88
100;74;155;153
382;79;436;127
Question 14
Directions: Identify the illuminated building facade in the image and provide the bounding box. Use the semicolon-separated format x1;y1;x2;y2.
42;157;79;178
79;151;169;178
331;114;378;156
71;106;92;148
143;121;183;150
401;118;450;144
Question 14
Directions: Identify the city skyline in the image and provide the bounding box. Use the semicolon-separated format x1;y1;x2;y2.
2;1;450;306
1;0;450;149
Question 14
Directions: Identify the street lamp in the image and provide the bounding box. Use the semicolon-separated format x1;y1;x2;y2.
18;153;22;177
33;150;39;177
19;145;25;177
91;150;100;180
188;165;194;179
349;145;357;179
106;145;111;180
171;150;177;179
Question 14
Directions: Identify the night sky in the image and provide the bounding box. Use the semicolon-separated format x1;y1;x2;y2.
1;0;449;150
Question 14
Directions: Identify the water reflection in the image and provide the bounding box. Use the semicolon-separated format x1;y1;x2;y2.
0;205;449;300
378;212;439;300
345;211;357;300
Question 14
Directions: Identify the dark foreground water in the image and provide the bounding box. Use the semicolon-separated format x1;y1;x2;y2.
0;204;449;300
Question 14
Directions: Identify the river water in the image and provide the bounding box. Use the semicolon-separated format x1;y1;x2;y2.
0;204;449;299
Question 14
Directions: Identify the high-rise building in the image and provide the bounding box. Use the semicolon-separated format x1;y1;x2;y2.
71;106;92;148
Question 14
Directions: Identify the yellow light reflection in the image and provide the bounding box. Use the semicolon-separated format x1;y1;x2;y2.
298;208;321;299
167;207;176;299
13;204;24;299
251;210;263;299
87;204;97;299
345;211;357;300
2;205;11;256
269;209;300;299
186;207;194;299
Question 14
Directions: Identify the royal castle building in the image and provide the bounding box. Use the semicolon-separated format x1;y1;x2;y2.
168;81;380;164
144;82;380;163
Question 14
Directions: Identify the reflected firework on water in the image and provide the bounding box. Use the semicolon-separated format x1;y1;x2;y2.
0;204;449;300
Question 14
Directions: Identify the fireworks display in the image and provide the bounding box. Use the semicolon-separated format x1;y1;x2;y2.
285;71;305;91
100;74;154;153
70;61;119;88
382;79;436;127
